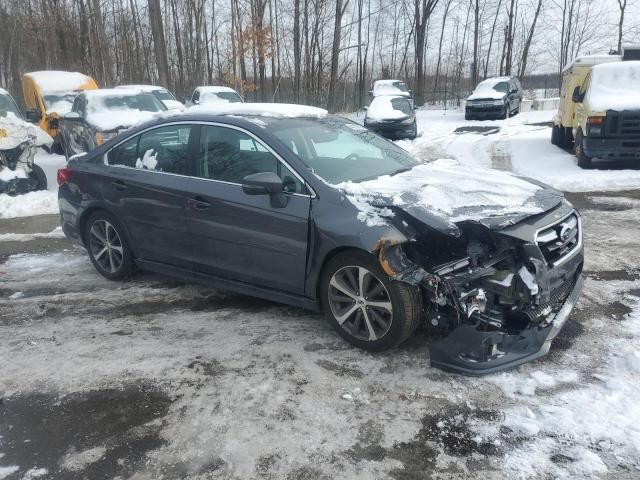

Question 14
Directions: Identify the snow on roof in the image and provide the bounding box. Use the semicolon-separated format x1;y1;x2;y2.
587;61;640;112
467;77;511;100
562;55;620;73
372;80;410;96
83;88;151;99
188;102;328;118
195;86;238;94
366;96;410;121
116;85;167;92
24;71;93;93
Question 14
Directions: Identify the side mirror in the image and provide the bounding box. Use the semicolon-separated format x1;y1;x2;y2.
572;86;584;103
363;106;368;111
242;172;288;207
25;108;41;123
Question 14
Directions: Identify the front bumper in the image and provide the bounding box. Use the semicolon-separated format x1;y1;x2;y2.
366;123;415;139
429;273;584;375
583;137;640;161
465;105;506;119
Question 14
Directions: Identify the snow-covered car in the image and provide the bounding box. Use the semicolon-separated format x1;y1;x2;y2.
58;103;584;375
364;95;417;139
465;77;523;120
189;86;244;106
116;85;184;111
369;80;413;102
1;89;53;195
58;89;167;157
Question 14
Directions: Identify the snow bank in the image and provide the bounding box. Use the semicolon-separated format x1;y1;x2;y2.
189;102;328;118
0;190;58;219
588;61;640;111
25;71;92;93
366;96;408;121
337;158;544;226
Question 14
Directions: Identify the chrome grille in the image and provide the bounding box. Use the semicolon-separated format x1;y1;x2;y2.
536;213;581;267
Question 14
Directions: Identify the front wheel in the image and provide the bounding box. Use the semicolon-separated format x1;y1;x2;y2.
320;251;421;351
29;164;47;191
84;211;135;280
575;130;593;169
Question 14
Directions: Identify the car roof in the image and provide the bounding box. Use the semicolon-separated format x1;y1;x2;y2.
195;86;239;94
116;85;167;92
82;88;156;99
184;102;327;118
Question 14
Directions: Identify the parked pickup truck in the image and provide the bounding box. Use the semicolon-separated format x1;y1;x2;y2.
552;50;640;168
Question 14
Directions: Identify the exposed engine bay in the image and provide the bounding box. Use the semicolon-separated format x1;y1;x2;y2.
0;116;52;195
375;203;584;375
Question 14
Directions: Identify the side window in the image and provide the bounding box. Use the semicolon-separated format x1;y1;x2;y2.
198;125;307;194
192;90;200;103
107;136;139;167
137;125;192;174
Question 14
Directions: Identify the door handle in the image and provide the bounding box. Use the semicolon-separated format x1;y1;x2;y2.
111;180;127;191
188;197;211;210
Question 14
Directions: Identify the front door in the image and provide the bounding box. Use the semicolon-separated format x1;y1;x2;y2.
102;123;197;268
185;124;311;295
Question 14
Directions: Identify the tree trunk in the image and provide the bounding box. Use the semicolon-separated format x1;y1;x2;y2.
519;0;542;78
327;0;348;112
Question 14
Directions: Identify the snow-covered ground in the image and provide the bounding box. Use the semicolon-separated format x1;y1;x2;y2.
1;108;640;479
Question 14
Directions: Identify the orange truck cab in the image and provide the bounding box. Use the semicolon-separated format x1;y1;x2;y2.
21;71;98;150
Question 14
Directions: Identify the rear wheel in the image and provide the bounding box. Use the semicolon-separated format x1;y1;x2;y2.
320;251;421;351
84;211;135;280
551;124;562;146
575;130;593;169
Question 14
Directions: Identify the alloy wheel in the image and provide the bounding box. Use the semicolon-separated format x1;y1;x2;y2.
328;266;393;341
88;220;124;274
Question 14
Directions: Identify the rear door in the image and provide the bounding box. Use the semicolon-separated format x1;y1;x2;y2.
184;124;311;294
103;123;197;268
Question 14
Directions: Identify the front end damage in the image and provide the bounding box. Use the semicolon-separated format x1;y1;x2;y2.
0;118;52;195
375;207;584;375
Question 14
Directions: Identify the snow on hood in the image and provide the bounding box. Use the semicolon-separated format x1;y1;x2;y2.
336;159;562;233
587;61;640;111
467;78;510;101
0;115;53;149
366;96;409;121
188;102;328;118
25;71;92;94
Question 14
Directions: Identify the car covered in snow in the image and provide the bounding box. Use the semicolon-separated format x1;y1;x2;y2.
116;85;184;111
465;76;523;120
58;103;584;375
560;59;640;169
189;86;244;106
364;95;417;139
1;88;53;195
58;89;167;157
21;71;98;152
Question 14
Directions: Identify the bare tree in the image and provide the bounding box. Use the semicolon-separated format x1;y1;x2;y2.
148;0;170;88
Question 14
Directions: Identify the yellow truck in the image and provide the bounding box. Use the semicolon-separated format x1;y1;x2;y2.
552;51;640;168
21;71;98;152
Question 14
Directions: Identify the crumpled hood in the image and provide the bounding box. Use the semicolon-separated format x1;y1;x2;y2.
337;159;564;236
0;115;53;150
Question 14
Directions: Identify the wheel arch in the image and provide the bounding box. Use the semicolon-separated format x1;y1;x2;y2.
78;205;137;256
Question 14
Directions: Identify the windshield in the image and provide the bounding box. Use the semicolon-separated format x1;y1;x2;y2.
0;93;22;118
153;89;176;101
201;91;243;104
491;81;509;93
262;116;418;184
89;93;167;113
43;92;78;114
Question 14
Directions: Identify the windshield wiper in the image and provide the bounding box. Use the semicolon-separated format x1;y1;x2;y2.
389;167;413;176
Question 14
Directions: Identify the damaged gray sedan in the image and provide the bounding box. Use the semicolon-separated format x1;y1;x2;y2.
58;105;584;375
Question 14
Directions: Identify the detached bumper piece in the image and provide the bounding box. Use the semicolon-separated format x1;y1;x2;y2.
0;176;39;196
429;274;584;376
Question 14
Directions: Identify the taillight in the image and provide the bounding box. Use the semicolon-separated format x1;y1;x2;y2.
57;168;71;186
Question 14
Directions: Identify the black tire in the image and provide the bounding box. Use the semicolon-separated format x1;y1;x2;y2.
409;123;418;139
465;112;471;121
29;164;47;190
320;250;422;351
551;124;562;146
562;127;574;149
575;130;593;169
84;210;136;281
